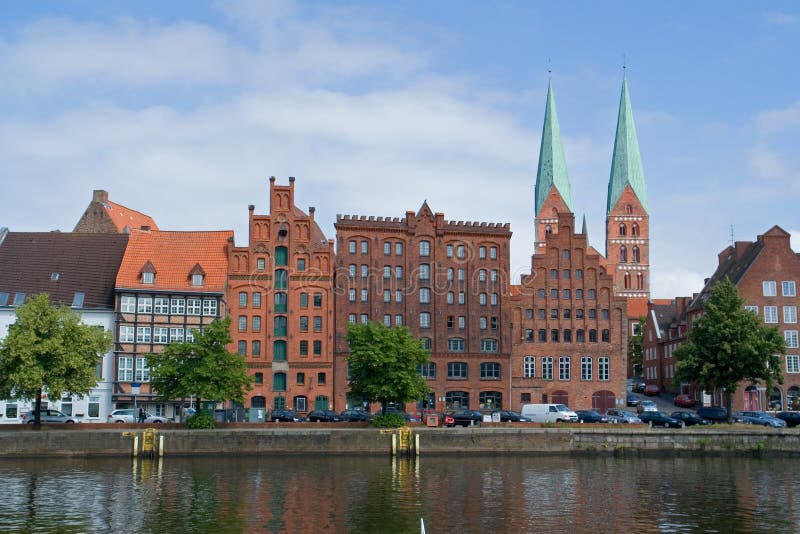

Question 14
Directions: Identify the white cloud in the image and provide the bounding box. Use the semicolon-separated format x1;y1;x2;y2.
764;11;800;26
652;267;706;299
755;100;800;136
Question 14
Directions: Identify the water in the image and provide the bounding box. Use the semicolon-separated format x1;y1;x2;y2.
0;454;798;533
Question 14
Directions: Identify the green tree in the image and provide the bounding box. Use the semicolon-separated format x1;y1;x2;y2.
0;293;112;426
628;316;646;377
346;321;431;414
673;278;785;421
147;317;252;410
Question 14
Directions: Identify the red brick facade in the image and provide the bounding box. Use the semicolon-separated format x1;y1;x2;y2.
510;212;628;412
227;178;335;414
333;202;512;413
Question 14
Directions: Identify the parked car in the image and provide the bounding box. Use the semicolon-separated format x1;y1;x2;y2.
637;400;658;414
107;409;167;423
626;393;640;407
733;411;787;428
639;411;684;428
696;406;729;423
22;409;77;424
670;411;711;427
605;409;642;424
306;410;342;422
775;411;800;428
270;409;302;422
674;394;696;408
644;384;661;396
631;379;646;393
340;409;372;422
492;410;529;422
575;409;609;424
448;409;483;427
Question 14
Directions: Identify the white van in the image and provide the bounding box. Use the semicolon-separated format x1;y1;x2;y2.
520;403;578;423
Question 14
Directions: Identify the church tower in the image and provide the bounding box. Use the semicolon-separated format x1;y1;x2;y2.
605;77;650;316
534;81;573;253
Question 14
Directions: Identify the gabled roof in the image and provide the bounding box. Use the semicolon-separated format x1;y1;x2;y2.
607;78;648;214
115;229;233;293
105;199;159;233
688;238;764;312
0;232;129;309
534;80;573;216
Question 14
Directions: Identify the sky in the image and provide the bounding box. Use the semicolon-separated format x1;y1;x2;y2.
1;0;798;299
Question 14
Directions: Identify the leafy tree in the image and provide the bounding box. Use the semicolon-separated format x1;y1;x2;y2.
147;317;252;411
0;293;112;426
673;278;785;421
628;316;646;377
346;321;431;414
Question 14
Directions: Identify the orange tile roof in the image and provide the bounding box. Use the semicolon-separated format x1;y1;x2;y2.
652;298;673;306
626;298;649;319
116;229;232;292
105;200;159;232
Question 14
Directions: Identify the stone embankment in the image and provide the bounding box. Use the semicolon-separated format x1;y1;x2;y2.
0;424;798;458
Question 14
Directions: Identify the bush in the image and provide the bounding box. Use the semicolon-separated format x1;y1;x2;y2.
186;411;215;429
372;413;406;428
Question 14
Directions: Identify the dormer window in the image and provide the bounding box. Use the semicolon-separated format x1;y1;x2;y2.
192;274;204;286
51;272;61;281
189;263;206;287
140;261;156;285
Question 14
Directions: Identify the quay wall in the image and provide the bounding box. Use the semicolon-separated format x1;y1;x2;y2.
1;426;799;458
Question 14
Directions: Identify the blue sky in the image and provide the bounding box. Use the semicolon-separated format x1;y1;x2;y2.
1;1;798;298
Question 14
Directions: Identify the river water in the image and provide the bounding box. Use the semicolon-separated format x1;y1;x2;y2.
0;454;798;533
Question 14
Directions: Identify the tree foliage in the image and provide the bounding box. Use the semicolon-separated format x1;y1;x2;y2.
346;321;431;413
673;278;785;420
628;316;646;377
0;293;112;425
147;317;252;406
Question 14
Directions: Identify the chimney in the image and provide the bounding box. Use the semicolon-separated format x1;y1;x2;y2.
93;190;109;203
248;205;255;212
734;241;750;260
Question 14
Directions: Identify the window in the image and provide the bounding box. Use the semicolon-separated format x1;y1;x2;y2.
420;288;431;304
347;314;356;324
765;306;778;323
274;269;288;289
274;246;288;266
274;316;287;336
563;329;572;342
551;329;559;342
360;289;368;302
395;290;403;303
238;340;247;355
294;396;307;412
447;362;468;379
550;308;558;319
421;338;432;350
257;258;266;270
541;357;553;380
60;396;73;416
253;372;263;385
785;306;798;324
395;266;403;279
480;362;501;379
745;305;758;315
360;314;368;324
299;293;308;308
252;315;261;334
589;329;597;342
458;316;466;329
395;314;403;326
349;240;357;254
154;297;169;314
118;357;133;381
588;309;596;319
786;330;799;349
599;357;610;381
562;249;570;260
313;293;322;307
4;402;17;419
137;297;153;314
419;240;431;256
348;289;356;302
631;223;639;236
192;274;204;286
419;264;430;280
448;338;465;352
576;329;585;342
252;341;261;356
119;325;135;343
383;290;391;303
588;289;596;300
313;316;322;332
550;289;558;300
575;269;583;279
142;272;155;284
562;289;570;299
420;312;431;328
562;269;570;279
576;309;584;319
478;246;487;259
317;372;326;385
187;299;201;315
479;293;487;305
136;327;151;343
479;269;487;282
169;328;184;343
446;244;454;257
153;327;168;343
361;265;368;278
788;355;800;374
602;329;610;342
121;296;136;313
299;316;309;332
447;292;455;304
349;264;357;278
479;317;487;329
202;300;217;316
238;316;247;332
490;247;497;259
563;309;571;319
581;356;592;380
447;316;455;328
537;289;546;299
632;246;640;263
383;266;391;279
361;240;368;254
395;243;403;255
783;281;797;297
384;242;391;255
559;356;570;380
273;372;287;391
418;363;436;378
457;245;466;258
447;268;454;281
297;258;306;271
274;340;287;361
135;357;150;382
480;339;498;352
299;340;308;356
491;317;498;330
458;268;465;281
763;281;777;296
524;356;535;378
538;329;547;342
619;245;627;263
550;269;558;279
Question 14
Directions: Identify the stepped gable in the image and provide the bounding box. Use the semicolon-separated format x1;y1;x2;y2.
116;229;233;292
0;232;129;309
335;213;510;235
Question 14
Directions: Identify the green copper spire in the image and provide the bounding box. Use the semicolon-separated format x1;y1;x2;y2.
535;81;573;215
607;77;648;213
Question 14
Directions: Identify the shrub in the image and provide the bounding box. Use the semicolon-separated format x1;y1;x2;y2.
372;413;406;428
186;411;215;429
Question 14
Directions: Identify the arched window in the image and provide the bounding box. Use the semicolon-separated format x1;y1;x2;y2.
273;340;287;361
250;396;266;408
274;316;287;336
636;273;643;289
631;223;640;236
274;269;288;289
274;292;287;313
619;246;627;263
602;329;610;342
545;225;553;235
632;246;640;263
445;391;469;410
619;223;627;236
624;272;631;289
625;204;633;214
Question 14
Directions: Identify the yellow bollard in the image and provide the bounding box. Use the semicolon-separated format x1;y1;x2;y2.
142;428;157;457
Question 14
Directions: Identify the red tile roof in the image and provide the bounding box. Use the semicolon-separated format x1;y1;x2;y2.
626;298;649;319
105;200;159;233
116;229;232;292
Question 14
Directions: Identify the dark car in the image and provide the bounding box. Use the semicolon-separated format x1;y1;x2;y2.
674;394;696;408
22;409;77;424
448;409;483;427
307;410;342;422
696;406;729;423
776;411;800;428
733;411;787;428
670;411;711;426
270;409;301;422
631;379;646;393
626;393;640;407
340;409;372;422
575;409;609;424
639;411;684;428
644;384;661;396
492;410;529;422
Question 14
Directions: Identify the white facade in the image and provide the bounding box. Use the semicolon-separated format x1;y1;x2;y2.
0;307;115;424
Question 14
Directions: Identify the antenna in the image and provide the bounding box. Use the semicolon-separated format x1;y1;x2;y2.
547;57;552;77
730;224;734;246
622;53;627;76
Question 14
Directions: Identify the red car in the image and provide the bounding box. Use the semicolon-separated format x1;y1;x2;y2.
674;394;695;408
644;384;661;396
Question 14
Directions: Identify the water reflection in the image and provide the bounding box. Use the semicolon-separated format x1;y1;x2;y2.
0;455;799;533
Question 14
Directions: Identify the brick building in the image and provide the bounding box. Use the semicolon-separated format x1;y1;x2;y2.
227;177;335;415
74;190;159;233
644;226;800;411
333;202;512;413
641;297;691;394
114;228;232;418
